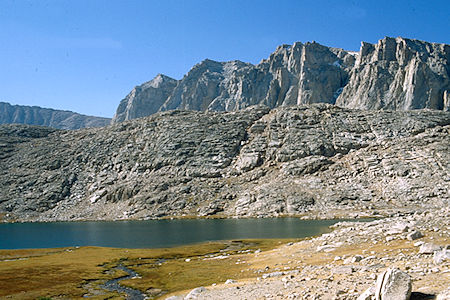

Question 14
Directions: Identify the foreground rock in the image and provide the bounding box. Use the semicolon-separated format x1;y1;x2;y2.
374;268;411;300
0;101;110;130
0;104;449;222
113;37;450;123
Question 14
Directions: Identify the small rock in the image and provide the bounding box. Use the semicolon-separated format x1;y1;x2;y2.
332;266;354;274
357;286;375;300
434;248;450;264
419;243;442;254
407;230;424;241
166;296;183;300
262;271;284;279
385;223;409;235
184;287;206;299
225;279;236;284
386;236;395;242
352;255;364;263
316;245;336;252
431;267;440;273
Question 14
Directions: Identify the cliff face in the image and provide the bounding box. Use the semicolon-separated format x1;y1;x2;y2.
336;37;450;110
112;37;449;123
0;102;111;130
1;104;449;222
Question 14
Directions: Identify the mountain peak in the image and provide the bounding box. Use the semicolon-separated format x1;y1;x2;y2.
112;37;450;123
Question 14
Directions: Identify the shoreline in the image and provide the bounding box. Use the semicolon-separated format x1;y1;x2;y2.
1;208;448;299
163;207;449;299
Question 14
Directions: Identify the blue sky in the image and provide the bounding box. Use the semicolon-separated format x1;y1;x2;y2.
1;0;449;118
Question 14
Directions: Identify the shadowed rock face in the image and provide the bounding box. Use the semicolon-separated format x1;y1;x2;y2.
112;37;450;123
1;104;449;222
0;102;111;130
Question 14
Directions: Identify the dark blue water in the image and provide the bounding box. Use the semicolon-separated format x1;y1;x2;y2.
0;218;344;249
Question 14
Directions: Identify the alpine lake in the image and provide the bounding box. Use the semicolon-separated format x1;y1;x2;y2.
0;218;354;299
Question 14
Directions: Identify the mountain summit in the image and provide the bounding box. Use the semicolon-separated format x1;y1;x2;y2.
112;37;450;123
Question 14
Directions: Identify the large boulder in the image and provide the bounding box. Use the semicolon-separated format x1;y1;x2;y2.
375;268;411;300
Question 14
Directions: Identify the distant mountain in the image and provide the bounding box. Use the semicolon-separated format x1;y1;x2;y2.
0;101;111;130
112;37;450;123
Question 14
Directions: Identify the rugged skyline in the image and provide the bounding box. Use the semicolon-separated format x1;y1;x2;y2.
113;37;450;123
2;1;449;117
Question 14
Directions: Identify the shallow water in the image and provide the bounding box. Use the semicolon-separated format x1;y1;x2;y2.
1;218;345;249
100;264;146;300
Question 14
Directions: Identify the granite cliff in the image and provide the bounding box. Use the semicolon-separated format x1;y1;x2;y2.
1;104;449;222
0;101;111;130
112;37;449;123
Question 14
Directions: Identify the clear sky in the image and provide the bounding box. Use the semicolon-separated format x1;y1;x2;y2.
1;0;449;118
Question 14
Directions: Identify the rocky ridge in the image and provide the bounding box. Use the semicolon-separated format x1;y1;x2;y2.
112;37;450;123
0;101;111;130
0;104;449;222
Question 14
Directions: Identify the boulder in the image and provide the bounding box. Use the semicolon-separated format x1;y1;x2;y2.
375;268;411;300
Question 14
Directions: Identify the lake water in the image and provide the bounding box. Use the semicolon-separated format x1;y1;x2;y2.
0;218;346;249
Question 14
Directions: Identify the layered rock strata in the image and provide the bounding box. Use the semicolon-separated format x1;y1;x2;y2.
0;101;111;130
1;104;449;222
112;37;450;123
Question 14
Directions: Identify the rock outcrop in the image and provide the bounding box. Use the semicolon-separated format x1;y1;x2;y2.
1;104;449;222
112;37;449;123
0;101;111;130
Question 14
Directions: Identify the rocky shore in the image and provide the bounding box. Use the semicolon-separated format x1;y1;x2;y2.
165;208;449;300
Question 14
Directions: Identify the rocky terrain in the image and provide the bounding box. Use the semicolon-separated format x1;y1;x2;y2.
165;207;449;300
0;101;111;130
113;37;450;123
0;104;448;222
